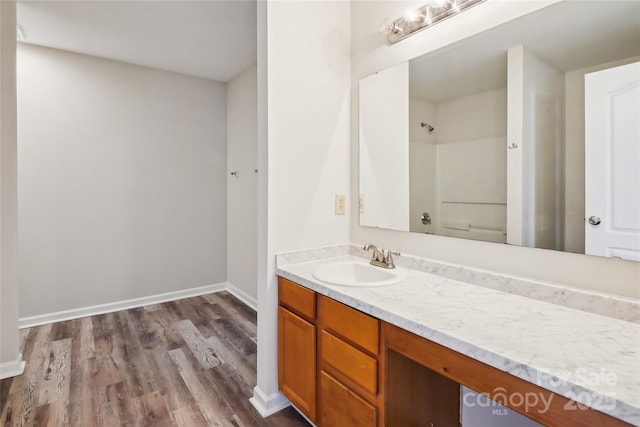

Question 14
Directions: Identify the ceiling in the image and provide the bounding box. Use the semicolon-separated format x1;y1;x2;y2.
17;0;257;82
409;0;640;103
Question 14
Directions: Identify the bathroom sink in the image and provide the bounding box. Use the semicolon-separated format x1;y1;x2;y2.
312;261;406;287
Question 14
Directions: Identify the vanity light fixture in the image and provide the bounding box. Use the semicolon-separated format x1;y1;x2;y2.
382;0;485;44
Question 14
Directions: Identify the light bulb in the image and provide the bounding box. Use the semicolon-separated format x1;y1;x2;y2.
380;18;402;35
429;0;449;8
403;8;422;23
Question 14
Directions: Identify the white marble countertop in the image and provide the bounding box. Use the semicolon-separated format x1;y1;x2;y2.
277;255;640;425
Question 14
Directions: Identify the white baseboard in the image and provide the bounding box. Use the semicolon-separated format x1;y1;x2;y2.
0;353;26;380
19;282;227;329
250;386;291;418
226;282;258;311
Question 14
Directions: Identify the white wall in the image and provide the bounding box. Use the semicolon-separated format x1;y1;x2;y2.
266;0;350;260
227;64;258;304
253;0;351;416
0;0;24;378
17;44;228;318
351;0;640;300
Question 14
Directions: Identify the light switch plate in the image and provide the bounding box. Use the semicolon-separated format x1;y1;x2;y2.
335;195;346;215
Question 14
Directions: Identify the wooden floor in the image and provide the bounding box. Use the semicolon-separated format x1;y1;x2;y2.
0;292;309;427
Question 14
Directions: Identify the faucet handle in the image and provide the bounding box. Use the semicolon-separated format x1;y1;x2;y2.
383;250;400;267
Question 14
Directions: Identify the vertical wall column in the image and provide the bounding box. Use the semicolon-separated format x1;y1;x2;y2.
507;45;564;250
251;0;285;417
0;0;25;379
252;0;351;417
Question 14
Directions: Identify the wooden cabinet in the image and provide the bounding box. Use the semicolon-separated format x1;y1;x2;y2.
381;321;632;427
321;330;377;395
279;277;315;321
319;371;377;427
278;278;316;421
279;276;630;427
318;295;380;427
320;296;378;354
383;345;460;427
278;277;380;427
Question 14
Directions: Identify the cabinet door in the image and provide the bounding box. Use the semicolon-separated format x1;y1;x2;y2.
278;306;316;421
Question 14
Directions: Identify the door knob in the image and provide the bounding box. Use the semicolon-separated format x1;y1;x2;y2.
588;216;601;226
421;212;431;225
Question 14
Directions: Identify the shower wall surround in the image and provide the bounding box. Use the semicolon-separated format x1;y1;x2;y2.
409;87;508;240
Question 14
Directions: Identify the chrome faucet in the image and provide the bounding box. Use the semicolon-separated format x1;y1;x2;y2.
363;243;400;269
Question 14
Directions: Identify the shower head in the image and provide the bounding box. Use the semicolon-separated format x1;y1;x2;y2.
420;122;434;133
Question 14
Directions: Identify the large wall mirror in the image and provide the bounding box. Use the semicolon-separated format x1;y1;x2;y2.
359;0;640;261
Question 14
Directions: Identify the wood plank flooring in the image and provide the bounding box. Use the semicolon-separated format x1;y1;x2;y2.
0;292;309;427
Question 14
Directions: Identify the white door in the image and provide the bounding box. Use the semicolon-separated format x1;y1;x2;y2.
585;61;640;260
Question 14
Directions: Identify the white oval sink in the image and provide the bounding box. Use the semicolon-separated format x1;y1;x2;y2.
312;261;406;287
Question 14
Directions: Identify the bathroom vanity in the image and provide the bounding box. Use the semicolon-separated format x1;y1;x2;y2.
276;246;639;427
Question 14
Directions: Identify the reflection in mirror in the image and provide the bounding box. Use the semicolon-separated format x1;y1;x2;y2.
358;0;640;260
409;52;507;244
360;62;410;231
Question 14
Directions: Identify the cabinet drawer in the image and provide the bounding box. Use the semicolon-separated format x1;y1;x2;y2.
320;296;379;354
279;277;315;321
320;371;377;427
321;330;377;395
